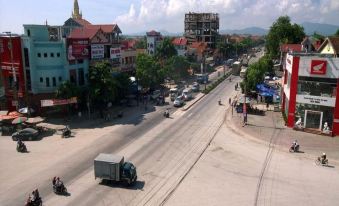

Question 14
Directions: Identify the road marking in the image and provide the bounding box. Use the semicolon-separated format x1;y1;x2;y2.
187;113;193;118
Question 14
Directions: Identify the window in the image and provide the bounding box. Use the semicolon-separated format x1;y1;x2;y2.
40;77;43;83
37;53;41;58
44;53;47;58
27;29;30;37
50;53;54;57
59;76;62;82
24;48;30;67
57;52;60;57
26;69;32;91
77;59;83;64
78;68;84;86
52;77;56;87
46;77;50;87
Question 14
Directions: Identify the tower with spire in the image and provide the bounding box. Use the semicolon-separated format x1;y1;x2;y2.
72;0;82;19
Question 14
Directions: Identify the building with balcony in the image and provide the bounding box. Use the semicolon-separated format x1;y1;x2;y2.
172;37;188;56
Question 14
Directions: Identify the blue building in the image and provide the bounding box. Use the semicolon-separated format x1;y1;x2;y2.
21;24;89;95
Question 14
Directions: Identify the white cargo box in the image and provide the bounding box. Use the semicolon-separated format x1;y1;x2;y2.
94;153;124;181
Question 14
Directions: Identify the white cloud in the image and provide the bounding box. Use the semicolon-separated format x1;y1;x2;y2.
114;0;339;34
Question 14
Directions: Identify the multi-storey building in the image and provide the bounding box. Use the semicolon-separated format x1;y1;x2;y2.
146;30;162;56
184;12;219;49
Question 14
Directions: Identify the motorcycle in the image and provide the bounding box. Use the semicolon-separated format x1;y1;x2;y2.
17;143;27;153
53;183;67;195
289;144;299;153
218;100;222;105
25;197;42;206
62;128;71;138
163;110;170;118
315;157;328;166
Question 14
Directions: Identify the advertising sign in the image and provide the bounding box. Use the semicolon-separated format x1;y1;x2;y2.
91;44;104;59
110;47;121;59
67;39;89;60
296;94;335;107
41;97;77;107
310;60;327;75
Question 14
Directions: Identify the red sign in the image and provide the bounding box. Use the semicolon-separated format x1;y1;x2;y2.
310;60;327;75
41;97;77;107
67;39;89;60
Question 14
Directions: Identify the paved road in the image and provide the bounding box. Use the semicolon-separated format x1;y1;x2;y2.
0;75;236;206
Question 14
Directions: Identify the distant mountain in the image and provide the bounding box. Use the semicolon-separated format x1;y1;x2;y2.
220;27;268;35
301;22;339;36
125;30;183;37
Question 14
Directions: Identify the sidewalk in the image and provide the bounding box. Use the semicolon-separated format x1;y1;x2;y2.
228;102;339;163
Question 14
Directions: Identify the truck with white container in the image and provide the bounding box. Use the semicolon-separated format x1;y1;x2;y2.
94;153;137;185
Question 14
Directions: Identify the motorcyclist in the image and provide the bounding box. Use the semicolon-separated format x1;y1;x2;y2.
291;140;299;151
218;99;221;105
63;126;71;137
321;153;327;164
17;139;26;152
164;109;170;117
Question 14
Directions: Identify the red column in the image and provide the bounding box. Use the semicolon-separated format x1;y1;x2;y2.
287;56;300;127
332;79;339;135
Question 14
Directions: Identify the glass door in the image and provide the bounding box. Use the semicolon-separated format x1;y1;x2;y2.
304;110;323;130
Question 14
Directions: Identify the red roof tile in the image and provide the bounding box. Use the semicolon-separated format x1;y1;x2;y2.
147;30;161;36
172;37;187;46
69;27;99;39
85;24;120;33
280;44;302;52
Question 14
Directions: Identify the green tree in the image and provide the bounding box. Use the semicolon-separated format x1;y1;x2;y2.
136;53;162;88
89;61;118;112
155;37;177;60
56;81;80;99
164;56;190;81
113;73;132;98
266;16;305;58
335;29;339;36
135;37;147;49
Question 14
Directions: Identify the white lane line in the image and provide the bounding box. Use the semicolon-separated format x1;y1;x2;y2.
187;113;193;118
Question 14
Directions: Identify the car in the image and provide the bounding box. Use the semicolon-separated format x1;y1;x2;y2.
151;90;161;100
12;128;40;141
173;96;185;107
192;84;199;92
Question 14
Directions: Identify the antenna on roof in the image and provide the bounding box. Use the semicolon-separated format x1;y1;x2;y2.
45;19;48;26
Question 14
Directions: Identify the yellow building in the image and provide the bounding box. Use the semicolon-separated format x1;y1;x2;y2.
318;37;339;57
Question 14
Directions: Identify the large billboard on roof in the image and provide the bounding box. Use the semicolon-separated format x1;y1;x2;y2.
67;39;89;60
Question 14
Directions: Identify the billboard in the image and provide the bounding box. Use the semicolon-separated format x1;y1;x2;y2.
67;39;89;60
41;97;77;107
91;44;104;59
110;47;121;59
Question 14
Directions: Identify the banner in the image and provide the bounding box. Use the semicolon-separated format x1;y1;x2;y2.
110;47;121;59
67;39;89;60
91;44;104;59
41;97;77;107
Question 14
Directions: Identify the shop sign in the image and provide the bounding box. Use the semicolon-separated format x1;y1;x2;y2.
296;94;335;107
110;47;121;59
67;39;89;60
41;97;77;107
91;44;104;59
310;60;327;75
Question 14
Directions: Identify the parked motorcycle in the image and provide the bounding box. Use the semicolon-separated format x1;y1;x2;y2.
218;100;222;105
62;126;71;138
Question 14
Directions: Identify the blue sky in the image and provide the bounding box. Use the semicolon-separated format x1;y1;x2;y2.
1;0;339;34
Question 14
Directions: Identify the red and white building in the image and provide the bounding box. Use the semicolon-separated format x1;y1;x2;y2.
282;50;339;135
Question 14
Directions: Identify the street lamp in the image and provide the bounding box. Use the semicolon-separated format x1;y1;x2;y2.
3;31;18;110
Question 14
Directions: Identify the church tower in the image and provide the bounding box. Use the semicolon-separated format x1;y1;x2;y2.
72;0;82;19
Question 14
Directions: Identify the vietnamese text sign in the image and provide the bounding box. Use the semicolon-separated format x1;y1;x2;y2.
110;47;121;59
91;44;104;59
68;39;89;60
296;94;335;107
41;97;77;107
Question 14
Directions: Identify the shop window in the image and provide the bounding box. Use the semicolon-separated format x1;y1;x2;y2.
50;53;54;57
44;53;47;58
40;77;43;83
57;52;60;57
52;77;56;87
46;77;50;87
37;53;41;58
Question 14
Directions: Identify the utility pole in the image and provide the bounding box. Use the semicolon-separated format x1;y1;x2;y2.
3;32;18;110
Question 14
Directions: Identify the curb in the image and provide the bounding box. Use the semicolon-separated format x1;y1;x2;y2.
181;93;206;111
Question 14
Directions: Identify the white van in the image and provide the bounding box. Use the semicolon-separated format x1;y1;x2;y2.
182;88;193;101
170;88;178;101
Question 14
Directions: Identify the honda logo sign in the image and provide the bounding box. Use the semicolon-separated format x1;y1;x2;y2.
310;60;327;75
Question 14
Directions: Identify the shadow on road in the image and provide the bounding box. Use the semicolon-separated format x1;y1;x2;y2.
99;180;145;190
